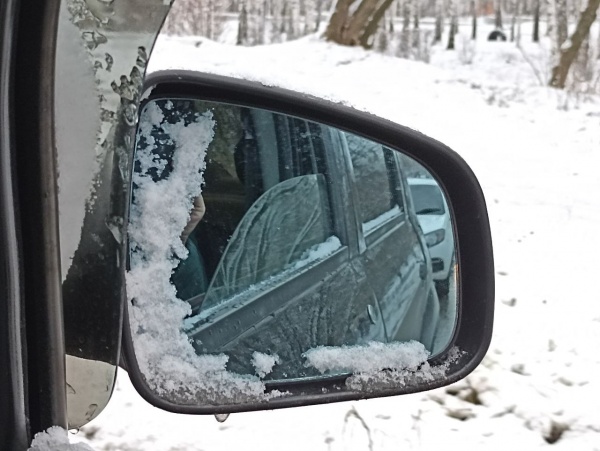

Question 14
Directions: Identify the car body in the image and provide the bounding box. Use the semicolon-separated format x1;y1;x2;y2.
408;178;455;296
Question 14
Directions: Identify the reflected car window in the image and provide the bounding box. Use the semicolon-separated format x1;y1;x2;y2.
344;133;397;225
410;183;446;215
200;110;336;311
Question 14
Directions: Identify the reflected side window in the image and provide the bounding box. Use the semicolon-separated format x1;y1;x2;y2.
201;112;338;312
344;133;404;233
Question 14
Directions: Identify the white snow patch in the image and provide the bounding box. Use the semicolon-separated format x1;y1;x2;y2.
303;340;430;374
29;426;94;451
304;341;464;392
252;352;280;378
127;101;283;405
345;346;464;392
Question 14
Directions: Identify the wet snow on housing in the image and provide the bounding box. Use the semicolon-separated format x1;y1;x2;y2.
304;341;462;392
303;341;430;374
252;352;281;378
28;426;94;451
127;101;279;405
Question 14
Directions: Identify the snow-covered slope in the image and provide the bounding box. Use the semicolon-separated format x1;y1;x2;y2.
71;26;600;450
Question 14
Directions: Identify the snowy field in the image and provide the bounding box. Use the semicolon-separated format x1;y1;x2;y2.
71;22;600;450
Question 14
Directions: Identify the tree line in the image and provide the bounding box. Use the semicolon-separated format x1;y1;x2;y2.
162;0;600;90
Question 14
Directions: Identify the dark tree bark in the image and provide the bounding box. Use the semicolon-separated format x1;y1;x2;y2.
413;0;420;29
471;0;478;39
510;0;517;41
325;0;395;48
533;0;540;42
550;0;600;88
359;0;396;47
315;0;323;31
237;4;249;45
402;0;411;30
433;0;444;43
447;0;458;49
554;0;569;50
494;0;503;28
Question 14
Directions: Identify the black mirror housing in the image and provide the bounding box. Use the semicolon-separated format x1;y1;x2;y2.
122;70;494;415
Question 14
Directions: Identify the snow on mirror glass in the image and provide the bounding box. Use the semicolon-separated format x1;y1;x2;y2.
127;97;458;406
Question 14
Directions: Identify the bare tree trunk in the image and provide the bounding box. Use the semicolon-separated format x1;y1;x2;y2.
359;0;396;47
471;0;478;39
259;0;268;43
326;0;396;47
554;0;569;49
516;0;522;43
304;0;316;34
494;0;503;28
447;0;458;49
288;0;301;39
533;0;540;41
402;0;411;30
546;0;553;36
413;0;420;29
510;0;517;41
237;3;249;45
550;0;600;88
434;0;445;43
400;0;411;55
325;0;356;43
315;0;324;30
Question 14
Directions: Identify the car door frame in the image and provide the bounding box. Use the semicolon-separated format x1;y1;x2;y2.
340;132;434;344
1;0;69;447
181;109;361;356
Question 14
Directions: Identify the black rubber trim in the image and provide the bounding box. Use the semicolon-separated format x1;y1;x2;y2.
13;0;67;433
0;0;29;447
123;71;495;415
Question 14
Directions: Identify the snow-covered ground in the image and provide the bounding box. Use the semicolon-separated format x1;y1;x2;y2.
71;22;600;450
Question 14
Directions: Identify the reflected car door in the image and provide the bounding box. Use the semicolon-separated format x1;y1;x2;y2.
187;112;386;380
342;133;431;346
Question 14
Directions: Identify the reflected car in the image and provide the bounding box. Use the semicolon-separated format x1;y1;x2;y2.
408;178;455;297
134;99;445;381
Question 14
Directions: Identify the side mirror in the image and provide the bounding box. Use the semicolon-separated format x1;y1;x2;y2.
122;71;494;414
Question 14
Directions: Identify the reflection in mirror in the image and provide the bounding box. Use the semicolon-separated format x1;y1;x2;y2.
127;98;457;403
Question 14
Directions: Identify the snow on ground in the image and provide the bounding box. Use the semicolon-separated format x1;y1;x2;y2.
71;21;600;450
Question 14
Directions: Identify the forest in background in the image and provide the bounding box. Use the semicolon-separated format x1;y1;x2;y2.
161;0;600;93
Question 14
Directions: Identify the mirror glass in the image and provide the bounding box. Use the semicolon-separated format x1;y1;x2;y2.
127;98;457;400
